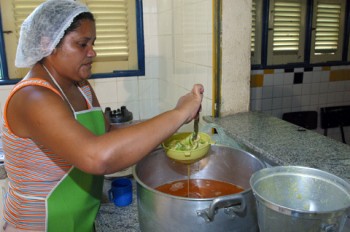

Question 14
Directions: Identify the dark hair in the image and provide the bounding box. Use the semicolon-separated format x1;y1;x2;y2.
65;12;95;35
56;12;95;47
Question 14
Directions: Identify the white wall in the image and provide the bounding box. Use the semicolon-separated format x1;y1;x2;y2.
156;0;214;131
220;0;251;116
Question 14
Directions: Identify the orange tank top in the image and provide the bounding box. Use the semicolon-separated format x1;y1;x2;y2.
1;78;93;230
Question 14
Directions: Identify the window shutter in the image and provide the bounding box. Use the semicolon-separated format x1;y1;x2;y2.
267;0;306;65
2;0;46;78
251;1;256;55
12;0;46;41
251;0;262;65
14;0;131;62
1;0;140;79
314;3;341;54
85;0;129;62
271;1;302;53
310;0;345;63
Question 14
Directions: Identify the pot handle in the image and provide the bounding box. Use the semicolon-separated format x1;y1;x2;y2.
196;194;246;222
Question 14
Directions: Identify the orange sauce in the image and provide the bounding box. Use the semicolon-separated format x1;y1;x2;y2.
155;179;244;198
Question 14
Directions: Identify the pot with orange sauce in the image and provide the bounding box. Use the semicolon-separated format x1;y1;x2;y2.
133;145;265;232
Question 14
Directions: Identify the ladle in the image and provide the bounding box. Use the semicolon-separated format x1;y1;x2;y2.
192;107;201;141
162;132;212;164
192;116;199;142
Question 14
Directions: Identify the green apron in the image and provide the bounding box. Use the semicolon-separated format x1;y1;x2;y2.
46;109;105;232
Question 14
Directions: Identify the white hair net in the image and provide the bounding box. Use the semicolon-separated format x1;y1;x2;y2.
15;0;90;68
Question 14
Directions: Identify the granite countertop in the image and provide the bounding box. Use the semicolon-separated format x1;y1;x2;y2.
95;111;350;231
203;111;350;183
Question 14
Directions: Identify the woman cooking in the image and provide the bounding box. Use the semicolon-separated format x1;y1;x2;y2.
1;0;204;231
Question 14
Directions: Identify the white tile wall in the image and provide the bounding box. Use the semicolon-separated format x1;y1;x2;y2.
0;85;13;121
250;66;350;143
157;0;213;132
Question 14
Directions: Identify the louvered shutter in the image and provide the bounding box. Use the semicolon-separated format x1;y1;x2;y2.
12;0;46;41
1;0;139;78
251;1;256;55
272;1;301;53
251;0;262;65
310;0;345;63
12;0;130;62
1;0;46;78
267;0;306;65
85;0;129;61
83;0;139;74
314;3;341;53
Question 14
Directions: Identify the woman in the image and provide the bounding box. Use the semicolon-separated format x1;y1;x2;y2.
1;0;203;231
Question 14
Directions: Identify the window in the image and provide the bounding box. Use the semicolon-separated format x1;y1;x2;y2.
348;33;350;61
251;0;263;65
252;0;349;67
0;0;144;80
310;0;346;63
267;0;306;65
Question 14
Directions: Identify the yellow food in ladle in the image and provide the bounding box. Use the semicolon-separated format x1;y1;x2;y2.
168;133;208;151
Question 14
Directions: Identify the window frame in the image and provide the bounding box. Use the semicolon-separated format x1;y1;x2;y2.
0;0;145;84
252;0;350;70
91;0;145;79
346;0;350;62
348;35;350;62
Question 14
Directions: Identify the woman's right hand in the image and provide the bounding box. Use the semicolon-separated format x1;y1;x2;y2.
175;84;204;124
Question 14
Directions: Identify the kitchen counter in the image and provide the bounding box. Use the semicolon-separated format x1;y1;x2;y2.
203;111;350;183
95;111;350;231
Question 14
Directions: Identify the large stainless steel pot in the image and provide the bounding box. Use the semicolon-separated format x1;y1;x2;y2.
250;166;350;232
133;145;265;232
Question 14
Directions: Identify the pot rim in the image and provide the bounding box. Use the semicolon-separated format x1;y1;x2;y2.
133;144;266;201
132;144;262;201
250;165;350;217
132;165;253;201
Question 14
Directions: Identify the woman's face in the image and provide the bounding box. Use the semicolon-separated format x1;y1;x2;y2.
50;19;96;82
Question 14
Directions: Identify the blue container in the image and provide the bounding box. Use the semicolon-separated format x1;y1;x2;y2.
108;178;132;207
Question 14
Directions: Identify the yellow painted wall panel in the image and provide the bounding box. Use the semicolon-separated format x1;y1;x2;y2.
330;70;350;82
264;69;274;74
251;74;264;87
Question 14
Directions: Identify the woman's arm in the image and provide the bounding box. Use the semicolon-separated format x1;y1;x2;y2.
6;83;204;175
